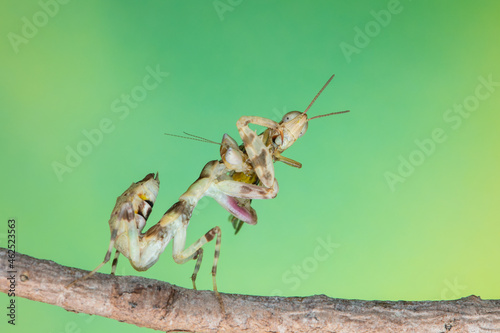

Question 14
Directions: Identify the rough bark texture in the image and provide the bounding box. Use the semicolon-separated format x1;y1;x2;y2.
1;248;499;332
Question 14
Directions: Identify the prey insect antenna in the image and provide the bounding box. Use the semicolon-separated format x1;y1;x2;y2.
164;132;222;145
303;74;335;114
308;110;350;121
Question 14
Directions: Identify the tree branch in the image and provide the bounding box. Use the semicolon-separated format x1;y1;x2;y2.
1;248;499;332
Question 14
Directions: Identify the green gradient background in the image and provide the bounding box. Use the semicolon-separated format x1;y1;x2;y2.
1;1;500;332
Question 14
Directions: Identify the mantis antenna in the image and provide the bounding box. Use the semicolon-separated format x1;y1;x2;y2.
165;132;221;145
303;74;335;114
308;110;350;121
302;74;350;120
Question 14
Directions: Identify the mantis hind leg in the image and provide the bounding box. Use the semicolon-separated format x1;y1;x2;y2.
191;248;203;289
110;250;120;275
172;225;225;313
66;228;118;287
67;203;133;287
172;225;221;291
172;224;223;311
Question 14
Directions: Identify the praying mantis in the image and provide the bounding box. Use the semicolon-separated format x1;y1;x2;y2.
69;74;349;304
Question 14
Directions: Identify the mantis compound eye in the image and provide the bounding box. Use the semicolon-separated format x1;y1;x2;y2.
281;111;302;123
298;122;308;138
281;111;308;138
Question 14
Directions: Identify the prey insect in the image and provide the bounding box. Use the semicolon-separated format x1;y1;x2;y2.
69;74;348;306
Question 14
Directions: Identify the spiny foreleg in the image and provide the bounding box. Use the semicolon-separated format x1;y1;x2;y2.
236;116;280;188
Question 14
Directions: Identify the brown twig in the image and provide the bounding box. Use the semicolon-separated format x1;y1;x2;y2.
1;247;499;332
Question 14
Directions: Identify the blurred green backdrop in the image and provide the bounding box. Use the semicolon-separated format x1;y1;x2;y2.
1;1;500;332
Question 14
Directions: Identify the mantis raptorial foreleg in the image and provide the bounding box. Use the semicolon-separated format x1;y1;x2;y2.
236;116;280;188
215;179;278;199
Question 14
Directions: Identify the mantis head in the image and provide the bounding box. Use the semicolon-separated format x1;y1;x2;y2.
273;74;349;153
